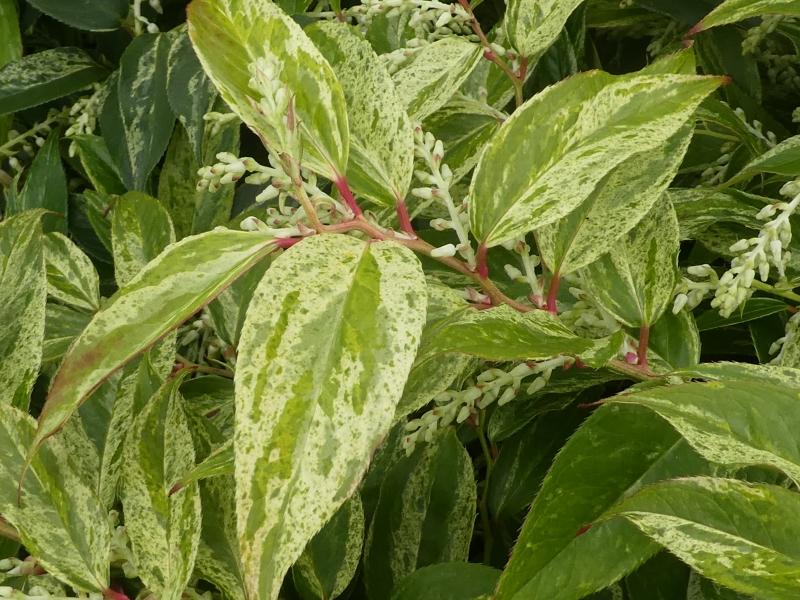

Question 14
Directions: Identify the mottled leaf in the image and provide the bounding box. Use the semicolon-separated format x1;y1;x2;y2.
173;439;233;491
505;0;584;60
722;134;800;187
43;232;100;312
234;233;426;600
26;0;129;31
694;0;800;32
69;134;126;195
0;0;21;142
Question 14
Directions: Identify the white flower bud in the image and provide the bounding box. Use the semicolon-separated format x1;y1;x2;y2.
729;238;750;253
412;187;434;200
431;243;457;258
498;387;516;406
504;264;523;280
672;293;688;314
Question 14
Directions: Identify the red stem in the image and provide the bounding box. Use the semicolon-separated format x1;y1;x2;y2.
476;244;489;279
104;588;131;600
334;177;362;217
274;237;302;249
546;273;560;314
395;199;416;237
637;325;650;368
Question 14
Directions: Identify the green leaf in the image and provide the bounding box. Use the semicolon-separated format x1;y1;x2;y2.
166;29;216;162
234;233;426;600
0;404;110;592
390;562;501;600
469;71;722;247
0;211;46;408
30;228;279;458
292;496;364;600
606;477;800;598
695;297;788;331
495;404;709;600
187;0;349;180
43;303;91;365
624;552;690;600
307;21;414;207
0;47;105;115
694;0;800;32
69;134;126;195
721;134;800;187
422;304;593;360
122;374;201;600
609;376;800;484
43;233;100;312
505;0;584;60
207;257;269;349
364;430;476;599
101;34;175;191
7;131;67;233
172;439;233;491
111;192;175;287
0;0;21;142
536;123;692;276
647;309;701;370
581;197;680;328
26;0;129;31
392;38;483;122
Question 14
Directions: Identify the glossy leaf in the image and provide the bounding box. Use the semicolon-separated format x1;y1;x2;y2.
606;477;800;598
392;38;483;122
188;0;349;180
609;377;800;484
695;297;788;331
43;233;100;312
111;192;175;287
0;47;105;115
391;562;501;600
505;0;584;60
122;374;201;600
234;233;426;600
0;404;110;592
469;71;722;247
0;212;46;408
307;21;414;207
648;309;701;370
581;197;680;328
495;404;709;600
30;228;279;458
101;34;175;191
364;430;476;599
694;0;800;32
0;0;21;142
26;0;129;31
292;496;364;600
69;134;126;195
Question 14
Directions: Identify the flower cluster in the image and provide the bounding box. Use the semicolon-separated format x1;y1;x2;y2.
248;56;301;156
672;265;720;313
177;308;232;366
402;356;571;452
412;127;475;265
0;109;66;184
65;85;106;156
559;283;621;338
501;236;544;306
132;0;162;34
769;310;800;364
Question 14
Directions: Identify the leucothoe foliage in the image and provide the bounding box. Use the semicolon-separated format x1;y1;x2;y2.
3;0;800;599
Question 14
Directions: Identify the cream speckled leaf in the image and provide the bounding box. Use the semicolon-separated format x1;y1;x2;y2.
392;38;483;122
122;374;201;600
292;495;364;600
363;429;476;599
605;477;800;598
43;232;100;312
0;211;46;408
581;196;680;328
423;304;593;360
174;438;233;490
31;228;279;459
307;21;414;207
235;233;426;600
536;123;692;276
469;71;722;247
187;0;349;180
111;192;175;287
609;377;800;484
505;0;584;60
695;0;800;31
0;404;110;592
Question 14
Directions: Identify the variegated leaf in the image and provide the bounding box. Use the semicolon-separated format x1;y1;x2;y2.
0;404;110;593
495;404;709;600
207;258;269;349
581;196;680;328
422;304;593;360
0;211;46;408
235;233;426;600
392;38;483;122
187;0;349;180
721;134;800;187
505;0;584;60
469;71;722;247
0;47;105;115
173;438;233;492
693;0;800;32
30;228;279;459
111;192;175;287
307;21;414;207
605;477;800;598
122;374;201;600
69;134;126;195
609;376;800;484
26;0;129;31
363;429;476;599
43;303;91;365
43;232;100;312
101;34;175;191
292;496;364;600
0;0;21;143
